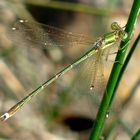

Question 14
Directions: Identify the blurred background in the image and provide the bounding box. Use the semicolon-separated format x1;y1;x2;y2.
0;0;140;140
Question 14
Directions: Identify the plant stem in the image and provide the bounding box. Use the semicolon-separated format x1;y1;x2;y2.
89;0;140;139
131;129;140;140
25;0;119;16
108;32;140;109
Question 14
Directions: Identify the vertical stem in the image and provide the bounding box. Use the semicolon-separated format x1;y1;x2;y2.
89;0;140;139
131;129;140;140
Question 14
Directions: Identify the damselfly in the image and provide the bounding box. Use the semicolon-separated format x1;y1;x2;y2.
0;19;127;121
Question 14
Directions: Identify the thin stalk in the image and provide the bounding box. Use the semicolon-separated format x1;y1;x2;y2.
122;77;140;108
109;33;140;107
105;78;140;139
104;35;140;139
131;129;140;140
118;119;133;136
89;0;140;139
25;0;120;16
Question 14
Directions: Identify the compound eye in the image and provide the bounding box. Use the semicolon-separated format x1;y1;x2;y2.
111;22;128;41
111;22;119;30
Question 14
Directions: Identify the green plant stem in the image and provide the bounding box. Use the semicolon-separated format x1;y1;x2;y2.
104;35;140;139
131;129;140;140
25;0;121;16
110;33;140;107
0;48;15;58
89;0;140;139
122;77;140;108
118;120;133;136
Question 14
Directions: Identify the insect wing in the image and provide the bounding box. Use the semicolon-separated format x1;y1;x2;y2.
7;20;94;50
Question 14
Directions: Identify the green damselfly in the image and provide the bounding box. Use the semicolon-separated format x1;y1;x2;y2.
0;20;127;121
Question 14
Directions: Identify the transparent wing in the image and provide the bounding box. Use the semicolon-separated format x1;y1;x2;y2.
58;54;106;115
7;20;95;50
90;49;106;96
54;44;117;117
